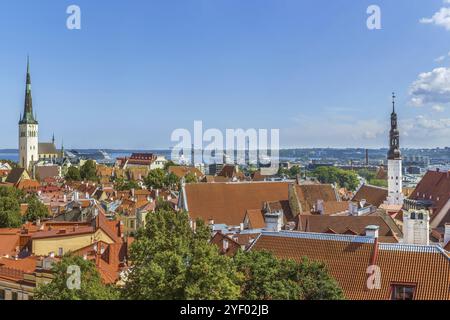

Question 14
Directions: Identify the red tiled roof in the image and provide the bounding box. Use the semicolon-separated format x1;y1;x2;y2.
409;170;450;226
251;231;450;300
183;182;290;226
297;215;399;241
352;184;388;207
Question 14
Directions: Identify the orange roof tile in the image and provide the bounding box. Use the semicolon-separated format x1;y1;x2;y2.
251;231;450;300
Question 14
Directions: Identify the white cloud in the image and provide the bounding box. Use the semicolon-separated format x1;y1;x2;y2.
432;104;445;112
420;7;450;30
435;55;446;62
409;67;450;107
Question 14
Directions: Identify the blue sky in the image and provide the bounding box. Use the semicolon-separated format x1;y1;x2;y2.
1;0;450;149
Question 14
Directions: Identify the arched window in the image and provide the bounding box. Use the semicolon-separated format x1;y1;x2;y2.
410;212;416;220
418;212;424;220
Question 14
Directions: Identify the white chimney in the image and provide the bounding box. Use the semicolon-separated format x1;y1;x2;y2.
223;239;229;251
264;211;283;232
316;199;324;215
444;224;450;246
365;225;379;238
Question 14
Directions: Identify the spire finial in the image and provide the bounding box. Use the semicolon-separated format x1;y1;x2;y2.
392;92;396;113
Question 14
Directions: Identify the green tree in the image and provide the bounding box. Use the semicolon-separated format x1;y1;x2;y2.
165;172;180;189
144;168;166;190
0;196;22;228
312;167;359;191
34;255;119;300
122;209;241;300
235;250;344;300
289;165;301;178
368;179;388;188
80;160;98;181
65;166;81;181
357;169;375;181
0;186;25;201
115;177;141;191
25;195;49;222
163;160;177;171
184;172;198;184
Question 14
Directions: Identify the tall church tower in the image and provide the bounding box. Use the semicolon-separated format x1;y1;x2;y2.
386;93;404;206
18;57;39;171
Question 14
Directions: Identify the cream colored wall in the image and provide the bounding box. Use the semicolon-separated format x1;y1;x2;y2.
32;230;114;256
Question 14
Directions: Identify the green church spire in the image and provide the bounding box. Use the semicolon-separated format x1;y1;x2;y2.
19;56;38;125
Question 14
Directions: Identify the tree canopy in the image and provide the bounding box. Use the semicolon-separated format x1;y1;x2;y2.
312;166;359;191
114;177;141;191
122;208;344;300
25;195;49;222
235;250;344;300
65;166;81;181
144;169;180;190
122;209;241;300
34;255;119;300
80;160;98;181
0;186;24;228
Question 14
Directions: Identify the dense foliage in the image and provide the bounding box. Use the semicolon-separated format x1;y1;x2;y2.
312;166;359;191
34;255;119;300
357;169;388;187
25;194;49;222
80;160;98;181
235;250;343;300
0;186;25;228
65;166;81;181
144;169;180;190
122;208;344;300
278;165;301;179
114;177;141;191
122;209;241;299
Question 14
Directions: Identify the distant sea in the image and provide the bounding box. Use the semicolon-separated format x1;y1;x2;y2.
0;149;173;163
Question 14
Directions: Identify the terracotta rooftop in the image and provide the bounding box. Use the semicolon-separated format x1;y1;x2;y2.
409;170;450;227
168;166;204;179
352;184;388;208
297;215;401;242
295;184;339;213
183;181;290;226
250;231;450;300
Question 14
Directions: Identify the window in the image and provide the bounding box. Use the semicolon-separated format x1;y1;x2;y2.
391;284;416;300
0;289;5;300
11;291;18;300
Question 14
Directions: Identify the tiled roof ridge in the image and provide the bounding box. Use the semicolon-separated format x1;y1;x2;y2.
257;230;450;258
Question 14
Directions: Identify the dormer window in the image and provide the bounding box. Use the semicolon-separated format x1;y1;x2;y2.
390;284;416;300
